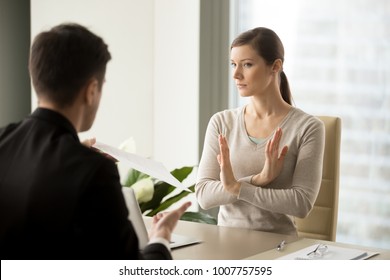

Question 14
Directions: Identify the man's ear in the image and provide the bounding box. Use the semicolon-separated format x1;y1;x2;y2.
272;59;283;74
84;78;99;106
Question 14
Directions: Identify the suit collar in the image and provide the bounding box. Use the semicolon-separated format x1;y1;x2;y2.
30;108;79;142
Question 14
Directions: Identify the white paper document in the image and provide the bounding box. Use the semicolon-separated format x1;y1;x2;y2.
93;141;189;191
277;243;379;260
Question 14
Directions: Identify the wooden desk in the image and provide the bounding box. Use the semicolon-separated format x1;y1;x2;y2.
145;218;390;260
145;218;298;259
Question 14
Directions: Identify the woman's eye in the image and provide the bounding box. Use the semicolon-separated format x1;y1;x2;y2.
243;63;252;68
230;63;237;68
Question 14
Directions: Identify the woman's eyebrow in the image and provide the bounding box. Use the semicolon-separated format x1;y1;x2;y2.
230;58;255;62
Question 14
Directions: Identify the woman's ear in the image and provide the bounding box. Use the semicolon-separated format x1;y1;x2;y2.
272;59;283;73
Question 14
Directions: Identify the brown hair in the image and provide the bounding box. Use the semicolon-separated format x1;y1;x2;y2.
231;27;292;105
29;23;112;107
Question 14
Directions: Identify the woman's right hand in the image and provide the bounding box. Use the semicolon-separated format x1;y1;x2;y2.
251;127;288;186
217;134;241;196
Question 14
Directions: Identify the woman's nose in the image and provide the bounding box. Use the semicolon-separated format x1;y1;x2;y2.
233;66;242;79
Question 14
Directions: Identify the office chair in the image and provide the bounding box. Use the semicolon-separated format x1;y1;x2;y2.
295;116;341;241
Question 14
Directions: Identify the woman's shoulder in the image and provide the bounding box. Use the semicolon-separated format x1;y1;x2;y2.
288;107;325;135
210;107;243;123
290;107;324;126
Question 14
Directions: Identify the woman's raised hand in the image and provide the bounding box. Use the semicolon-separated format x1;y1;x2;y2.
251;127;288;186
217;134;241;195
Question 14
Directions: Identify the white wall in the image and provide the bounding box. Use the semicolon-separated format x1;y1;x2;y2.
31;0;200;174
31;0;155;158
153;0;200;170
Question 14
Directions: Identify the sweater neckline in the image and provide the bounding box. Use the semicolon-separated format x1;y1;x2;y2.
239;105;296;148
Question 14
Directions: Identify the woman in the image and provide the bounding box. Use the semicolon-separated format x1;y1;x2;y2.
195;27;325;235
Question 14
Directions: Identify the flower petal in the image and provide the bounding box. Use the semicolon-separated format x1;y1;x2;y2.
118;137;137;153
131;177;154;203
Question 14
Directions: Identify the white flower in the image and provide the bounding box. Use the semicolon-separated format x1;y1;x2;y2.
117;137;137;183
131;177;154;203
118;137;137;153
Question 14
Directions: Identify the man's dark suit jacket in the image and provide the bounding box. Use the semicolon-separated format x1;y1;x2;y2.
0;108;171;260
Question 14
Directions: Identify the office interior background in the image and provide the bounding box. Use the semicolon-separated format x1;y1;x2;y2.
0;0;389;250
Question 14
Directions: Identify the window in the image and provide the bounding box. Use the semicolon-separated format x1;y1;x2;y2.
230;0;390;249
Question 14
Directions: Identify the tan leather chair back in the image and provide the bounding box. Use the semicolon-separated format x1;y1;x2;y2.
295;116;341;241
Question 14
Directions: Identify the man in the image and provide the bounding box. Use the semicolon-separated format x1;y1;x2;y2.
0;23;190;260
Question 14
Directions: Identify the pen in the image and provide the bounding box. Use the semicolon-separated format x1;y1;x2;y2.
276;240;286;251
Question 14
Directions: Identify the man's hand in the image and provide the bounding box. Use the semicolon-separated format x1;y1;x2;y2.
82;137;96;147
149;201;191;242
82;137;118;162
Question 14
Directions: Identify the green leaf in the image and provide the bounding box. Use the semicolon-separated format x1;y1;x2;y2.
126;165;196;215
180;211;217;225
123;168;149;187
170;166;194;182
139;181;175;213
146;185;195;216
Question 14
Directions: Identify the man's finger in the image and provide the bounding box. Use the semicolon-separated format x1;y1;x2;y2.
176;201;192;215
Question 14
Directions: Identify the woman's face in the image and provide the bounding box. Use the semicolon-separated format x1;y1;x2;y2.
230;44;274;98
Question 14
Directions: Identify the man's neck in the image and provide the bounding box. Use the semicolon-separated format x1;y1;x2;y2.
38;101;82;132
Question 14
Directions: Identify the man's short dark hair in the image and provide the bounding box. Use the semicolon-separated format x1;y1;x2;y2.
29;23;112;107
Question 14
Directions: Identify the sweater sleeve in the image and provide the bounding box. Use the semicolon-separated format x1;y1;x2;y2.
195;113;238;209
238;117;325;218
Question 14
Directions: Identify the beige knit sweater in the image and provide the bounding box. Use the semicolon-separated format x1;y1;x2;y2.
195;106;325;235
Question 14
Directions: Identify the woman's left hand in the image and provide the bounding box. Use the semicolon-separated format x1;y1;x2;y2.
217;134;241;196
251;127;288;186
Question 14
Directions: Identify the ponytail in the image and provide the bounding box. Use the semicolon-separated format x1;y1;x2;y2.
280;71;292;105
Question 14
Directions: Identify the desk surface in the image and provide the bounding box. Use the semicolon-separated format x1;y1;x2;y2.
245;238;390;260
145;218;390;260
145;217;298;259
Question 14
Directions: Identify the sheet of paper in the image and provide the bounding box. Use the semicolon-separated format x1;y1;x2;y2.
93;141;189;191
276;243;379;260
